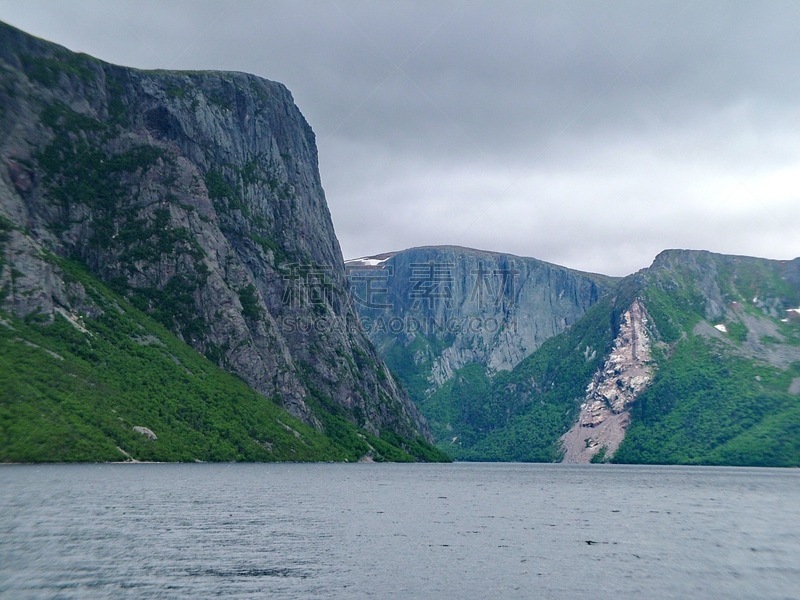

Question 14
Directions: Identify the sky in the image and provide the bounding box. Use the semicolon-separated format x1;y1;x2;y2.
1;1;799;276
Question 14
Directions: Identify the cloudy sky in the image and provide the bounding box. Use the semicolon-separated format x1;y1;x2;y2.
2;1;799;276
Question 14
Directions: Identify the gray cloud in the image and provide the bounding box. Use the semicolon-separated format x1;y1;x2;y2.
2;0;799;275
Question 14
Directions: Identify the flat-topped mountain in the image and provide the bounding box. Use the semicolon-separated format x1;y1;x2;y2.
0;21;444;462
346;245;616;394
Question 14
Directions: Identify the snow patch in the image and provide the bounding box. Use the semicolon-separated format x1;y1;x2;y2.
345;256;392;267
714;323;728;333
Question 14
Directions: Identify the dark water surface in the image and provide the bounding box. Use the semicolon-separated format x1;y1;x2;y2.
1;463;798;599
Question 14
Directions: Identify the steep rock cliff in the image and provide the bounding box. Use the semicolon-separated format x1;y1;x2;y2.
0;21;429;448
347;246;616;399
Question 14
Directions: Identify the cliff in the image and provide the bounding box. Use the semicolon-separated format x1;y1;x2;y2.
346;245;617;456
347;245;615;396
0;21;439;462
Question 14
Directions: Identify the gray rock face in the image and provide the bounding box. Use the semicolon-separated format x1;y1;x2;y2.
347;245;616;397
561;299;654;463
0;21;427;441
132;426;157;441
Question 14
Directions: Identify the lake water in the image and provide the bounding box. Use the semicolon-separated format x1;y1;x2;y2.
1;463;798;599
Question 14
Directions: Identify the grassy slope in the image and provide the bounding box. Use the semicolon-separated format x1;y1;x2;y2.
612;260;800;467
413;254;800;466
428;297;616;461
613;336;800;466
0;257;446;463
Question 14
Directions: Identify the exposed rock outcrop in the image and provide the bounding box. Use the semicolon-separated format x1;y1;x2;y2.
561;299;654;463
132;426;157;441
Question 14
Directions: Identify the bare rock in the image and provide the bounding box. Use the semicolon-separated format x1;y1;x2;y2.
562;299;654;463
132;426;157;441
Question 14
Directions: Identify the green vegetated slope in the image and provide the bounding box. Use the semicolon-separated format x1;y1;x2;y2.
615;336;800;466
0;256;444;463
421;250;800;466
0;21;446;463
428;297;616;461
612;253;800;466
382;333;451;404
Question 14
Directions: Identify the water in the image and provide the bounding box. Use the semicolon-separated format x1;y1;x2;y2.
1;463;798;599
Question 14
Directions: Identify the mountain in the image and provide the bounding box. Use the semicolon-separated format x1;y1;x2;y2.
460;250;800;465
3;22;796;467
0;22;446;462
597;250;800;466
345;246;617;447
349;247;800;466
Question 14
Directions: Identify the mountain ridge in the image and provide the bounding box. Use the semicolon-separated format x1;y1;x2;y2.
348;245;800;466
346;245;619;281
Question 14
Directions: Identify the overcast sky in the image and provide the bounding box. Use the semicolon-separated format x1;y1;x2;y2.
2;1;799;275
